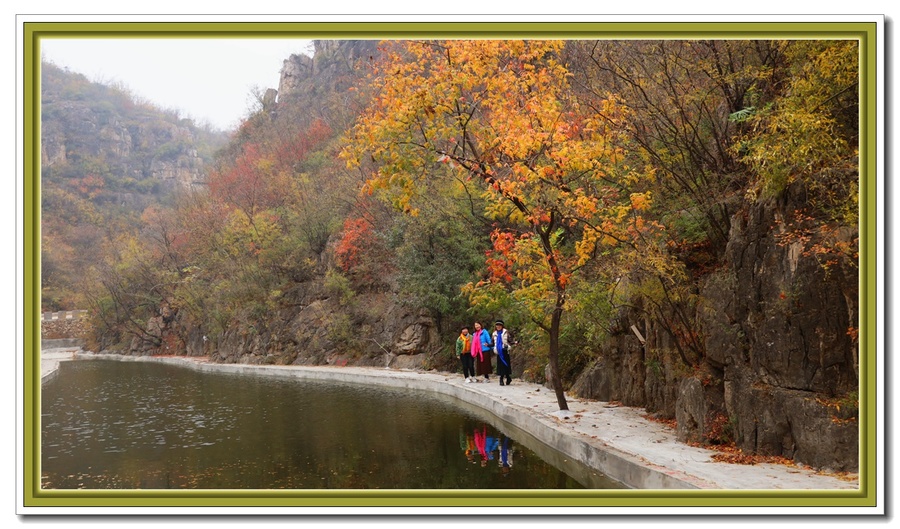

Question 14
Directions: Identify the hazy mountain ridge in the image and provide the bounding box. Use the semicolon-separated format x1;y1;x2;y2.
40;61;228;310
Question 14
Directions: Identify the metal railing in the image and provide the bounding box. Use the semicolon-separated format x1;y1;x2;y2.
41;310;89;322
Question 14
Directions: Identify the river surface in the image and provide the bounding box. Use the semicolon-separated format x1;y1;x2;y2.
41;360;624;490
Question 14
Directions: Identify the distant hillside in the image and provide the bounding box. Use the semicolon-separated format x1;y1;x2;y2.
40;61;228;310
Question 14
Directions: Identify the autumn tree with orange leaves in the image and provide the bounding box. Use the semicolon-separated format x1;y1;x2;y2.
344;40;663;411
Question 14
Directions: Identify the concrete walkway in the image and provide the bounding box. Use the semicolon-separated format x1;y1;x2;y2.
41;352;859;491
39;347;82;385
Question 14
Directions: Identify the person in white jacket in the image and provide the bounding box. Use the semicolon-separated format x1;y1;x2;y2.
492;320;513;386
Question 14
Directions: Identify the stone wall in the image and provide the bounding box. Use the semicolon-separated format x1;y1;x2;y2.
41;317;89;340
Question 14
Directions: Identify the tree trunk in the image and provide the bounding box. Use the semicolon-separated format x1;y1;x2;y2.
548;304;569;411
536;222;569;412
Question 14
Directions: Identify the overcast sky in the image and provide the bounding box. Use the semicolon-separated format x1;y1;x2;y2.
40;38;314;131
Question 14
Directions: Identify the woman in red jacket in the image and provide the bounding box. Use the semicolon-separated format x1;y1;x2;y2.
470;322;493;383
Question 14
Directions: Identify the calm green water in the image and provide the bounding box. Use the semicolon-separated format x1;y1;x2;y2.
41;360;623;490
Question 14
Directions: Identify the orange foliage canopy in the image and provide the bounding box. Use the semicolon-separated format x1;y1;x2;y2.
344;40;658;296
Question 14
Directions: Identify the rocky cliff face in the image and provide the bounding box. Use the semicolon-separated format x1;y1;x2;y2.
278;40;378;102
568;309;681;418
119;274;443;373
41;102;208;193
702;182;858;470
40;62;225;196
571;182;859;471
209;283;440;370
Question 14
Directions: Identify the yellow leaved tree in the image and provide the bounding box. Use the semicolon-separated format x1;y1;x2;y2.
343;40;660;411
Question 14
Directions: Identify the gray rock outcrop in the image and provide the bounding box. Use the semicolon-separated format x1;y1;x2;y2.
571;181;859;471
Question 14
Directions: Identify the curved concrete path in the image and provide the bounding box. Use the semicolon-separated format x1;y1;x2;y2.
41;352;859;491
39;346;81;385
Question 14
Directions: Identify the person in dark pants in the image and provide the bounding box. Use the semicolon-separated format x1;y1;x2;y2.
455;327;475;383
492;320;512;386
471;322;493;382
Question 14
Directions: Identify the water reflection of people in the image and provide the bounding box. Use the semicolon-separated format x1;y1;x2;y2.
473;426;488;467
485;429;499;463
467;425;497;467
499;435;514;476
461;424;513;474
460;430;476;464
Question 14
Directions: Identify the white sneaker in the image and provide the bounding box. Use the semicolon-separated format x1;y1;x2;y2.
465;378;471;383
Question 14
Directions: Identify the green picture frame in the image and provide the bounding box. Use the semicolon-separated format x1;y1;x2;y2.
19;17;883;513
